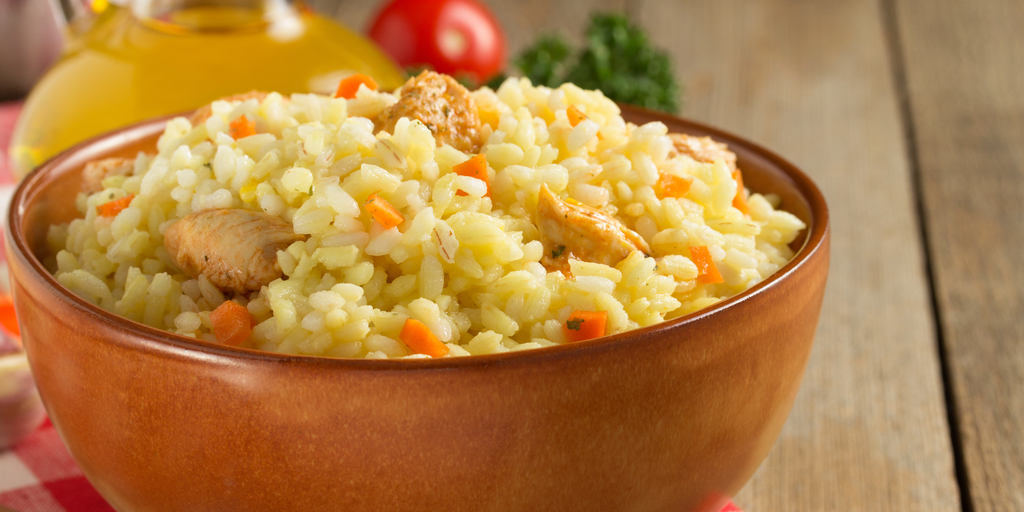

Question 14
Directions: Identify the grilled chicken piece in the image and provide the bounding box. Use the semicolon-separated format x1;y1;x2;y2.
536;184;650;272
190;91;269;125
164;209;305;293
668;133;737;171
380;71;483;153
81;158;136;194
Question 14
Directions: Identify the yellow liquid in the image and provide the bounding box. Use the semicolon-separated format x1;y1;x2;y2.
9;4;405;179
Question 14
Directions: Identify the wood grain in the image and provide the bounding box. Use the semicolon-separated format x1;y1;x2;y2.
638;0;961;509
894;0;1024;510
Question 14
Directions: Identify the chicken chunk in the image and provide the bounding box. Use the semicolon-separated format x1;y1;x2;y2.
536;184;650;273
81;158;136;194
668;133;737;171
379;71;483;153
164;209;305;294
190;91;269;125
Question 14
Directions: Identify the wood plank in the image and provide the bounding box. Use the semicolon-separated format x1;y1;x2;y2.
637;1;961;509
894;0;1024;510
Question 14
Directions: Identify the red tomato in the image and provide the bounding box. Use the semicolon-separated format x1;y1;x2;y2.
368;0;507;84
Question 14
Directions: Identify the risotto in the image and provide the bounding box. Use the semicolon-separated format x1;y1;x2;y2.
47;71;805;359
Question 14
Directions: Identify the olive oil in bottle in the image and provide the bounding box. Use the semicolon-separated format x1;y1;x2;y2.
9;0;405;179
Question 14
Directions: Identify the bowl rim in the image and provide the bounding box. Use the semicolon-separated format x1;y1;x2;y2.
7;106;829;370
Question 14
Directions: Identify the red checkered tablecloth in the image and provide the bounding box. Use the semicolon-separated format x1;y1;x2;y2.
0;421;113;512
0;100;744;512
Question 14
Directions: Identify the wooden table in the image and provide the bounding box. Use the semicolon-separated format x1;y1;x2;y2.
316;0;1023;510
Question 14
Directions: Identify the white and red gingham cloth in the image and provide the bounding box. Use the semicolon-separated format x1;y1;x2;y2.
0;421;114;512
0;101;744;512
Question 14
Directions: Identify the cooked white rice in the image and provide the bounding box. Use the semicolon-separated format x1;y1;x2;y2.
47;78;805;358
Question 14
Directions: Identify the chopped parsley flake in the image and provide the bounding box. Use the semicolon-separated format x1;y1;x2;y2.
566;318;584;331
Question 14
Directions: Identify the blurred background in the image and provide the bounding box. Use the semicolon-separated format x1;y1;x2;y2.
2;1;1023;511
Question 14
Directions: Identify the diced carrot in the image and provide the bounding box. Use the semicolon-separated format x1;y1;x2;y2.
567;105;587;127
364;193;404;229
453;154;490;197
228;115;256;139
334;73;378;99
0;296;20;339
732;170;749;214
97;193;135;217
210;300;253;347
690;245;724;284
656;173;692;199
400;318;449;357
562;310;608;343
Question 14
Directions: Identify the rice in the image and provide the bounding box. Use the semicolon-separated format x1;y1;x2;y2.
47;76;805;359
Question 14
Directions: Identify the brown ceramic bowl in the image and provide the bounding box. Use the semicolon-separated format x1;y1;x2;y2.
6;106;829;512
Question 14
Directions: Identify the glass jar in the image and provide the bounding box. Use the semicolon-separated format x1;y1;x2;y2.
8;0;405;180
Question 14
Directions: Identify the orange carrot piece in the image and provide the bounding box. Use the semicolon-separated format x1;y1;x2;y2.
97;193;135;217
210;300;253;347
228;115;256;139
453;154;490;197
690;245;724;284
567;105;587;127
562;310;608;343
400;318;449;357
656;173;692;199
731;170;749;214
334;73;378;99
0;296;20;339
364;193;404;229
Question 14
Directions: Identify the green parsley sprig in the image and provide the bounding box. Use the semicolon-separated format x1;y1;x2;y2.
491;13;682;114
